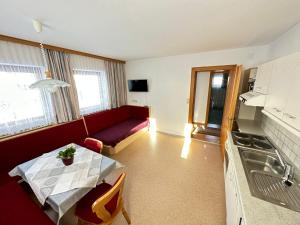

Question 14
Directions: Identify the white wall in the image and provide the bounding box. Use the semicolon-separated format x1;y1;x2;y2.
268;22;300;60
193;72;210;124
126;45;269;136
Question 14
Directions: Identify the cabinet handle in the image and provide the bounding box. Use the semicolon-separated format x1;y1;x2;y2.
239;217;243;225
272;107;281;113
284;113;296;119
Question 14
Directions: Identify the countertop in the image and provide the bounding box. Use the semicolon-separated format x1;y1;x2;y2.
236;119;265;136
227;132;300;225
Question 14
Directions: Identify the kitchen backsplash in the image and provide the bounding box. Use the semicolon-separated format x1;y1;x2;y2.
261;115;300;169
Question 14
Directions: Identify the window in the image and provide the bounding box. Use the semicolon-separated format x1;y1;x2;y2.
74;69;110;115
0;64;55;136
212;74;224;88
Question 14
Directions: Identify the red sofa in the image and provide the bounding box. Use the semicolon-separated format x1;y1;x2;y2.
0;181;55;225
0;105;148;225
84;105;149;147
0;119;87;185
0;105;149;185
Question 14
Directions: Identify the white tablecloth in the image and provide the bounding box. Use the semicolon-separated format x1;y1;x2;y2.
9;144;123;222
23;146;102;204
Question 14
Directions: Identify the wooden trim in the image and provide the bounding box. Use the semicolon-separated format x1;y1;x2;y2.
188;65;236;124
205;72;213;126
0;123;59;141
192;65;236;73
0;34;125;64
0;117;86;142
219;65;242;159
188;68;197;123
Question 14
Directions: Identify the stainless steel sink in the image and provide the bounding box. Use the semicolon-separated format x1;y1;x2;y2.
241;150;284;175
239;148;300;212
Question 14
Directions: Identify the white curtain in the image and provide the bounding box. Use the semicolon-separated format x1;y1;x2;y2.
0;40;43;66
70;54;110;114
0;40;55;137
0;64;55;136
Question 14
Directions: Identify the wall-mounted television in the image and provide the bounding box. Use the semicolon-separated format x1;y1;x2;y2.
128;79;148;92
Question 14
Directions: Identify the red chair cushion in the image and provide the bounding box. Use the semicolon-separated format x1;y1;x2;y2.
84;138;103;153
75;182;119;224
0;181;54;225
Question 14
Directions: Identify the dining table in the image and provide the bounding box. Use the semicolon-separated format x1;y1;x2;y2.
9;143;123;224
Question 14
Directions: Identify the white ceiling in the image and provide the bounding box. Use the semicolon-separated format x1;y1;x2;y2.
1;0;300;61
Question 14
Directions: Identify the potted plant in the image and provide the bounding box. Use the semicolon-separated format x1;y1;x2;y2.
58;145;76;166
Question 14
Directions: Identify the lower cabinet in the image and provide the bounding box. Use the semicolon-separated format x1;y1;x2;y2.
225;142;245;225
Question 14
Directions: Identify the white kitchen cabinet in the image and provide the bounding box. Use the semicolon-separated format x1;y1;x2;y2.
264;57;287;119
254;61;273;94
281;53;300;131
225;142;245;225
264;53;300;131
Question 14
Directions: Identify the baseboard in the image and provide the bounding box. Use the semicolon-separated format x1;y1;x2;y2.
156;129;184;137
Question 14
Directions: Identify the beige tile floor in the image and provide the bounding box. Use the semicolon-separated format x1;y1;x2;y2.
108;132;226;225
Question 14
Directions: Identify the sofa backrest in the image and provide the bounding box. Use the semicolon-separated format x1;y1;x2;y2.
83;106;131;135
127;105;149;120
0;119;87;172
83;105;149;136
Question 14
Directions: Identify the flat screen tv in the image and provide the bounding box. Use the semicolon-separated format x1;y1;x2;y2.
128;79;148;92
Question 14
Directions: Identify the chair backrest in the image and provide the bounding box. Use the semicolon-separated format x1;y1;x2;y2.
92;173;126;222
84;138;103;153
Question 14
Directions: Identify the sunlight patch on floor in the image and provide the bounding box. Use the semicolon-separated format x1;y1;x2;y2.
149;118;157;143
181;123;193;159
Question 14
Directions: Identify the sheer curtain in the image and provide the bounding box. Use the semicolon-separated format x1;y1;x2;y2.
70;54;110;114
0;64;54;136
0;41;55;136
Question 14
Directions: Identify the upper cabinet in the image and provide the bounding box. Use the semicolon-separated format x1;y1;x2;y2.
254;61;273;94
263;52;300;132
281;53;300;131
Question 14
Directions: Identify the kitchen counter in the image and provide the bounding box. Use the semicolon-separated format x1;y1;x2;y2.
227;132;300;225
236;119;265;136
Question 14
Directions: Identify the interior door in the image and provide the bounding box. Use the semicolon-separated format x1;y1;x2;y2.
220;65;242;158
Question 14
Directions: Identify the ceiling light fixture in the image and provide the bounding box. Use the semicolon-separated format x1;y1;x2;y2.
29;20;70;93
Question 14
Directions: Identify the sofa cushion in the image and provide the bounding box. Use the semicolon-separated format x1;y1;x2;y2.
0;181;54;225
0;119;87;174
92;119;148;147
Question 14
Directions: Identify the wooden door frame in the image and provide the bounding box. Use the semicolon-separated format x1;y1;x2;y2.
204;72;213;126
188;65;237;124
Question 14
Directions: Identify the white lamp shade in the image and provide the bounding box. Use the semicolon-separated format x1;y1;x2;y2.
29;78;70;93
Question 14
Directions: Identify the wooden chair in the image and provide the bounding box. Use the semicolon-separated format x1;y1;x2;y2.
76;173;131;225
84;138;103;153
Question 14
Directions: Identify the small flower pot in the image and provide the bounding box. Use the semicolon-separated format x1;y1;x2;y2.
62;156;74;166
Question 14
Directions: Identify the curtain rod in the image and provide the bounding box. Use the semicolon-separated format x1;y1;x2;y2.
0;34;126;64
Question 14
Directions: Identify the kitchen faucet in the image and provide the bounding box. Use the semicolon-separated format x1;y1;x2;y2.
275;149;294;186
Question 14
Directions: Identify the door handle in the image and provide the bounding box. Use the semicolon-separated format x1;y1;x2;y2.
272;107;281;113
284;113;296;119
